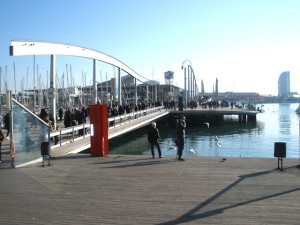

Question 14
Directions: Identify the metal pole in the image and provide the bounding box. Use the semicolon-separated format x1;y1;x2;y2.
33;55;36;110
146;85;149;103
0;67;2;115
49;55;56;129
134;78;137;105
188;66;190;103
93;59;97;104
184;67;187;108
118;67;122;106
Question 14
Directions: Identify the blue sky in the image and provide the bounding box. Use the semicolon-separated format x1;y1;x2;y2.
1;0;300;96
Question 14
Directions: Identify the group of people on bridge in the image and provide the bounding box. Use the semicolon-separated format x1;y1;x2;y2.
41;100;174;132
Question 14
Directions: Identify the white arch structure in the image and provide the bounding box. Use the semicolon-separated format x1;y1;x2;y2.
10;40;148;127
181;60;198;107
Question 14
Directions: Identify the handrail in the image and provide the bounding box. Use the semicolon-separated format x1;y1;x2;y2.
50;106;165;147
12;98;50;127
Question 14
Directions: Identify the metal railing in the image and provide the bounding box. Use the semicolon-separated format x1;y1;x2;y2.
50;106;165;148
108;106;164;129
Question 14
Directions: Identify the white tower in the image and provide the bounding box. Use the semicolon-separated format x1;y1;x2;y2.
164;71;174;85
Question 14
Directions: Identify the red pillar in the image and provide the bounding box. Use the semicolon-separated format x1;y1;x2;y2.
89;104;109;157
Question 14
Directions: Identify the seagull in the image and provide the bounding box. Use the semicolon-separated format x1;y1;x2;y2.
203;122;209;128
168;146;177;150
189;149;196;154
215;136;221;147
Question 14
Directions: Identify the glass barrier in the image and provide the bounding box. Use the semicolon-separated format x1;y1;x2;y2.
12;100;50;166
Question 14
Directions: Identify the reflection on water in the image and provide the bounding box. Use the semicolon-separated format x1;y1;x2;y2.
109;103;299;159
278;103;291;135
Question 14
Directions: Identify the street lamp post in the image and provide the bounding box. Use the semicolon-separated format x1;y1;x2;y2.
181;60;195;108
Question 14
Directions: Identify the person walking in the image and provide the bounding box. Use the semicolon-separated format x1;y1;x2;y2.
176;115;186;161
147;122;163;159
0;127;4;162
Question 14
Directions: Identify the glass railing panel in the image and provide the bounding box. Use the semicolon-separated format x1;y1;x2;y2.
12;100;50;166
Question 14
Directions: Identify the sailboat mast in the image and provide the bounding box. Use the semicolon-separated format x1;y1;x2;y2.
13;62;17;98
81;71;84;106
5;66;8;94
26;67;29;107
0;67;2;114
33;55;36;110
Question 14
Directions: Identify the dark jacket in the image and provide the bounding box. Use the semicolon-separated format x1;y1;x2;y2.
0;128;4;142
4;113;10;130
176;120;186;138
148;126;160;143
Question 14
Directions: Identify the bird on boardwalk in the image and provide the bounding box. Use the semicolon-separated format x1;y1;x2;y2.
189;149;196;154
203;122;209;128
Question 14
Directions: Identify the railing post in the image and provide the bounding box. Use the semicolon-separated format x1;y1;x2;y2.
72;127;74;142
59;130;62;146
83;124;85;138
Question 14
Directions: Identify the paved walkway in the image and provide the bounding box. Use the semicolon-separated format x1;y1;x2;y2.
0;154;299;225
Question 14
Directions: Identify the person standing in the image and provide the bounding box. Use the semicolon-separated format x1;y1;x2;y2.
176;115;186;161
147;122;163;159
64;108;72;128
4;113;10;139
0;127;4;162
58;107;64;122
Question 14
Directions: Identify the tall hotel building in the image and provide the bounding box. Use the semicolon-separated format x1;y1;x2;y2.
278;71;290;97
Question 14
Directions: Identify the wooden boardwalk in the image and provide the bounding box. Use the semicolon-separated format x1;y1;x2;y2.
0;154;299;225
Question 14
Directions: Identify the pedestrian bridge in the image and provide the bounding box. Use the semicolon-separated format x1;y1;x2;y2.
14;105;169;167
50;106;168;157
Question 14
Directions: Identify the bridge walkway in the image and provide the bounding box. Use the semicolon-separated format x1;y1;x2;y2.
50;107;169;157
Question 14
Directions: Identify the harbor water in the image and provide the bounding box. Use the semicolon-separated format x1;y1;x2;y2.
109;103;300;159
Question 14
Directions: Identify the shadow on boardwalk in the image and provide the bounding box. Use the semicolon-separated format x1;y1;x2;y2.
93;156;177;169
158;169;300;225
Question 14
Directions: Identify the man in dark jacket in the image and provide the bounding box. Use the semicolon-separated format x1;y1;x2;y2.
4;113;10;139
176;115;186;161
64;108;72;128
147;122;163;159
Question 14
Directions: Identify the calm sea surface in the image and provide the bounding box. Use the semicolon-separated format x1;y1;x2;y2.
109;103;300;159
